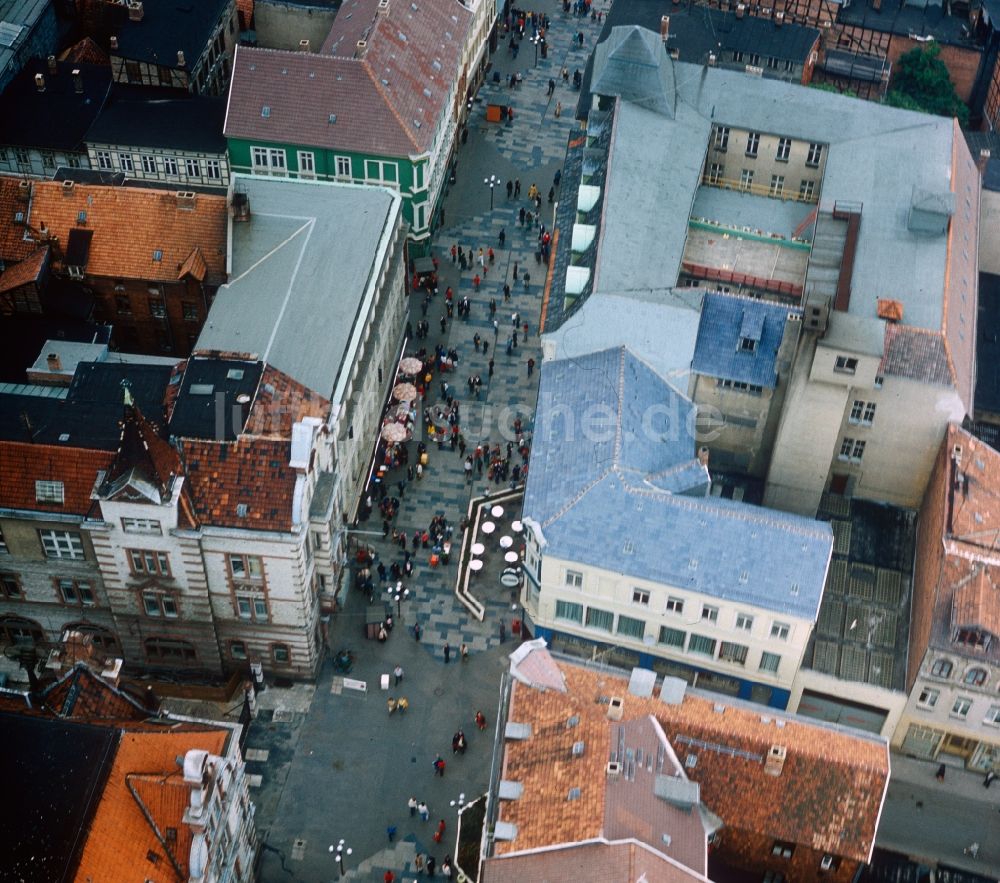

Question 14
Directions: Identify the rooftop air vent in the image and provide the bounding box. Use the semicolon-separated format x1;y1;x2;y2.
607;696;624;721
606;761;622;778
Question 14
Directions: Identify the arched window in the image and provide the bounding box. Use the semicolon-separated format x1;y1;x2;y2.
964;667;988;687
930;658;953;679
0;615;43;646
63;623;120;655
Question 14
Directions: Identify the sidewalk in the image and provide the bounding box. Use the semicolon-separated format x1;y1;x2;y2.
254;7;612;881
877;750;1000;878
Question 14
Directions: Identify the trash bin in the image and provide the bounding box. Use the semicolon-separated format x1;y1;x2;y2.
512;618;522;635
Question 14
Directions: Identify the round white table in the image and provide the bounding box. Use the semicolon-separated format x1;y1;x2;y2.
511;520;523;533
504;551;519;564
499;535;513;549
471;542;485;556
481;521;496;535
491;505;504;518
469;559;484;574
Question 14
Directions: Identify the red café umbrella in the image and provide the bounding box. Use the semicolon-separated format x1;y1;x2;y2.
381;422;411;443
393;382;417;402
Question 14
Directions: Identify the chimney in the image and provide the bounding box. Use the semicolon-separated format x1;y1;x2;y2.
377;0;390;13
698;446;710;467
299;38;311;51
62;180;75;194
764;744;787;776
177;50;186;67
110;35;118;50
775;10;785;25
231;190;251;222
128;0;145;21
34;73;45;92
736;3;745;16
953;444;963;469
72;69;83;93
660;15;670;40
175;190;197;209
47;353;62;371
355;39;368;58
47;55;57;75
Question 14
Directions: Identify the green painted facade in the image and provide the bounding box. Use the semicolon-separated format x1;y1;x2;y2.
227;137;433;242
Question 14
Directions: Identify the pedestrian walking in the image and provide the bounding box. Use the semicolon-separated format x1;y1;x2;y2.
489;359;495;377
506;179;513;199
555;101;562;118
513;262;519;281
500;621;507;642
438;819;447;836
499;228;506;247
475;710;487;730
419;800;430;820
409;796;418;816
985;769;997;788
461;642;469;661
514;179;521;198
387;825;397;843
427;856;437;876
527;358;535;376
444;642;451;663
394;664;404;685
385;871;395;883
483;339;490;356
440;315;448;333
935;763;946;782
414;621;422;641
414;854;425;873
473;274;481;291
523;271;531;291
434;756;446;777
518;206;526;226
450;243;457;263
964;842;980;858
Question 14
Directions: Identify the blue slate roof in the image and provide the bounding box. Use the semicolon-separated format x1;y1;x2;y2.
691;293;798;389
524;347;832;619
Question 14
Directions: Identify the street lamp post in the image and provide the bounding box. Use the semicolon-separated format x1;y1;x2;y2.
484;175;499;211
531;34;541;65
329;840;352;877
391;580;410;617
450;792;468;812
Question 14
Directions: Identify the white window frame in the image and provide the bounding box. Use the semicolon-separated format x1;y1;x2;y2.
121;517;162;535
565;569;583;588
35;480;65;504
163;157;179;176
335;155;352;178
745;131;760;157
205;159;221;180
267;148;286;175
834;355;857;374
185;157;201;177
776;137;791;161
917;686;939;709
141;154;156;174
807;142;823;166
769;174;784;197
666;596;684;614
735;613;754;632
701;604;719;623
96;150;112;170
799;180;815;201
951;696;972;719
770;621;790;641
985;705;1000;726
740;168;754;192
631;588;650;606
58;578;95;606
118;152;134;172
297;150;316;178
759;651;781;673
714;126;730;150
40;530;84;560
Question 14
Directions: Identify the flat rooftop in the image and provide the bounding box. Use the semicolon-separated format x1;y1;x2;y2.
691;187;816;241
196;176;400;400
802;495;916;693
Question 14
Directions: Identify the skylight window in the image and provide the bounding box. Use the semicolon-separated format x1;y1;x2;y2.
261;105;271;118
152;249;162;261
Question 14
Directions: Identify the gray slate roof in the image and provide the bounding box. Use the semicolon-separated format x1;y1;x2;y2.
524;346;833;618
591;26;676;117
692;293;798;388
195;175;400;400
590;30;959;334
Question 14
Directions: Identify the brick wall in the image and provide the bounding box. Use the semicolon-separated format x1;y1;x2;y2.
713;828;862;883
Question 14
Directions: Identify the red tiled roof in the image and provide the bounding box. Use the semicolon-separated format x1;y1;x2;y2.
38;664;150;722
178;437;299;531
499;653;889;866
876;299;903;322
0;245;48;295
236;0;254;30
226;0;470;158
27;181;227;283
178;246;208;282
243;364;329;437
102;404;182;501
74;728;228;883
950;564;1000;636
0;442;113;515
0;178;39;263
59;36;110;65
